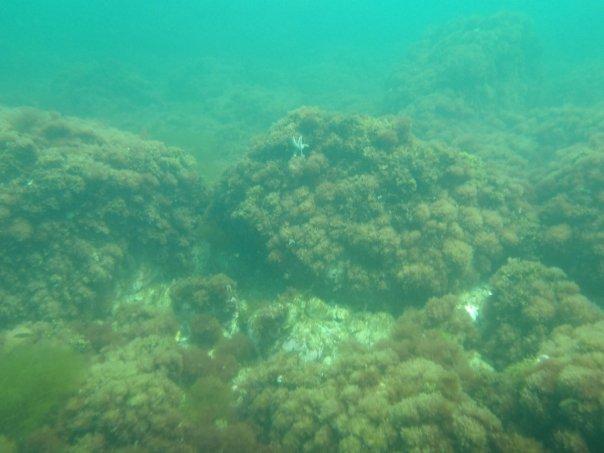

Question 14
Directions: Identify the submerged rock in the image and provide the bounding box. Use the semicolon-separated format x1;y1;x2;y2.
211;107;536;309
263;295;393;363
0;106;207;325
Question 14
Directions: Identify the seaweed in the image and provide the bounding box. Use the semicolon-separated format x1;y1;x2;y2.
0;342;85;440
210;107;536;309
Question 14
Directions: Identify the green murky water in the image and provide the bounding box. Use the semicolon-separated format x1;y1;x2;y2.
0;2;602;451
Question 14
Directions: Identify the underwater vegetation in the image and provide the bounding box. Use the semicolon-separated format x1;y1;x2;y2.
211;107;536;308
63;342;186;451
236;318;535;452
171;273;239;327
478;259;601;369
495;320;604;452
386;12;541;114
384;11;604;177
383;9;541;165
235;275;601;452
534;144;604;303
0;6;602;451
0;341;85;441
58;290;263;452
0;107;207;326
0;93;601;453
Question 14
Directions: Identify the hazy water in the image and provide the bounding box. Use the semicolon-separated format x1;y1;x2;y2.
1;1;603;451
1;0;602;177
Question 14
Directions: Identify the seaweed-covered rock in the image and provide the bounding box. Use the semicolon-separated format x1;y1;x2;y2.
211;107;536;308
386;12;540;114
103;335;185;380
63;359;185;451
170;273;238;324
516;106;604;161
0;107;207;325
402;287;488;351
381;12;603;173
62;336;187;451
506;321;604;451
236;333;537;452
479;259;601;369
246;300;289;353
534;144;604;303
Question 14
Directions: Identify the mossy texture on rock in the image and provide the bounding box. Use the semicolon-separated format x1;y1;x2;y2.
170;273;238;324
236;329;532;452
535;144;604;303
0;107;207;325
383;12;604;174
386;12;540;113
479;259;600;369
63;336;187;451
264;295;393;362
211;107;535;308
503;321;604;451
59;298;263;451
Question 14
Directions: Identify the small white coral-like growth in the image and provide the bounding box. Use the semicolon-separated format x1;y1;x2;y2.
291;135;309;157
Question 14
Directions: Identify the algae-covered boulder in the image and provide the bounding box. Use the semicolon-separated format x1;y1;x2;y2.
62;333;189;451
236;329;539;452
386;12;540;114
63;357;185;450
210;107;536;308
170;273;239;325
479;259;601;369
383;10;603;175
61;302;263;451
0;107;207;324
534;143;604;303
504;321;604;451
382;12;552;170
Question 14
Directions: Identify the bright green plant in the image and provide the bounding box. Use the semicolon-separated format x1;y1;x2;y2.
0;342;85;440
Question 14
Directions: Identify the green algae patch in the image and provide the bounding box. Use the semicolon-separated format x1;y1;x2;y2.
184;375;235;425
0;342;86;440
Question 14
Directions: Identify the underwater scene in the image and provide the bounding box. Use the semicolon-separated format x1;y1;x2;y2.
0;1;603;452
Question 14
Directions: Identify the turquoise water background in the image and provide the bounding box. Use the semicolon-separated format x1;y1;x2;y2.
1;1;602;177
1;2;603;451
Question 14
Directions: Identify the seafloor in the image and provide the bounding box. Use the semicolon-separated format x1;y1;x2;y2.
0;12;602;453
